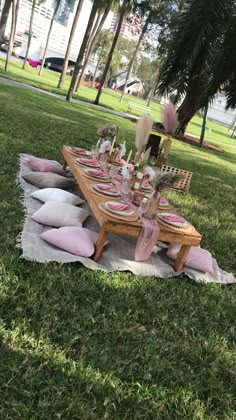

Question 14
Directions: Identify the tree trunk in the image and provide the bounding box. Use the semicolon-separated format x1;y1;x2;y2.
66;0;99;101
13;0;20;41
5;0;16;71
90;46;102;87
94;0;128;105
199;103;208;147
75;4;110;93
22;0;36;69
119;14;149;103
57;0;84;89
75;12;101;92
38;0;60;76
0;0;13;48
147;68;160;107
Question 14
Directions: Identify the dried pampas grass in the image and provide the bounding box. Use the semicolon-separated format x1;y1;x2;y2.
151;172;185;198
162;102;178;134
135;114;154;153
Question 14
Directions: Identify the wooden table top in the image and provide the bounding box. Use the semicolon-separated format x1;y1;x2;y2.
62;146;202;246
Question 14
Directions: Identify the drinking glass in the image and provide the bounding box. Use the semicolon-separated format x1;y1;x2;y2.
99;153;108;174
91;146;98;161
138;197;151;217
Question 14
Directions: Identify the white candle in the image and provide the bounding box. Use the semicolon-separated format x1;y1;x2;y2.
126;150;132;163
109;136;116;154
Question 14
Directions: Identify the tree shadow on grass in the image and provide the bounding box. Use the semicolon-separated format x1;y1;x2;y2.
0;261;236;418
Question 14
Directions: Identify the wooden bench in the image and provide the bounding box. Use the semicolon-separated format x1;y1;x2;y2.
127;101;151;115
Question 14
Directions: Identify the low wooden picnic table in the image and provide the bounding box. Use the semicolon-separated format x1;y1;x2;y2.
62;146;202;272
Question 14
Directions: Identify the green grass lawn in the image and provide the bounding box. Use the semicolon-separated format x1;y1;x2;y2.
1;58;235;148
0;84;236;418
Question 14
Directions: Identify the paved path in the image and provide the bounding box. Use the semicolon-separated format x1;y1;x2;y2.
0;76;138;122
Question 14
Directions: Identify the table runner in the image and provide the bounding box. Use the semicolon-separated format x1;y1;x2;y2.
16;154;236;284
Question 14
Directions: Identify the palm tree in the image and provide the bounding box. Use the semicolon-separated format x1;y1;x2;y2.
75;2;111;92
38;0;61;76
57;0;84;89
22;0;37;69
157;0;236;135
66;0;100;101
5;0;16;71
0;0;13;48
94;0;129;105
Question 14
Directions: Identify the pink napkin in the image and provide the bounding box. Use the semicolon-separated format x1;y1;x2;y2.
135;218;159;261
71;147;86;153
97;185;117;192
108;203;129;211
89;169;106;177
163;215;186;223
80;158;98;164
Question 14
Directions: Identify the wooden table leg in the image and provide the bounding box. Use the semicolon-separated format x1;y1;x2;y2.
173;244;191;272
62;158;67;171
93;226;108;262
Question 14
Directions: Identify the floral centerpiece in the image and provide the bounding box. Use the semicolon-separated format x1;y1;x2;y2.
144;172;185;219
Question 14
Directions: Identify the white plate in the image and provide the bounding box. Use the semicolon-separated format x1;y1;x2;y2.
157;212;189;227
85;168;109;179
104;201;134;216
76;158;99;167
94;184;120;196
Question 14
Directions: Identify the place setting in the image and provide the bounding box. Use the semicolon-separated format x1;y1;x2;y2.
90;183;121;198
99;201;139;222
66;146;92;157
157;212;195;232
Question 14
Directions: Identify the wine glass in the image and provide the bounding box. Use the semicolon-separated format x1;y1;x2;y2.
99;153;108;174
91;146;98;162
138;197;151;218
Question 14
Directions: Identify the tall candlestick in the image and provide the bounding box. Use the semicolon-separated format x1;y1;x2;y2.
109;136;116;154
126;150;132;163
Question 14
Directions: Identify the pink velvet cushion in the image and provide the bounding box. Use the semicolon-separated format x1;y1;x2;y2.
167;244;214;274
40;227;108;257
27;157;66;176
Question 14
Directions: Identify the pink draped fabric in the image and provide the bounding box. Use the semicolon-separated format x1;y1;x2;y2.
135;218;159;261
28;58;41;68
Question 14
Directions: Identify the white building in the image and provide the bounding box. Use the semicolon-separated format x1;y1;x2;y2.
2;0;113;63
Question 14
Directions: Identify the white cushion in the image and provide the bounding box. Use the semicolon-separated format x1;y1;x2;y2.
31;188;84;206
32;201;90;227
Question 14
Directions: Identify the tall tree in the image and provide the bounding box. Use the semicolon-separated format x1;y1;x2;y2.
38;0;61;76
90;28;114;87
5;0;16;71
75;3;110;92
57;0;84;89
22;0;36;69
0;0;13;48
119;14;148;102
12;0;20;41
66;0;100;101
157;0;235;135
94;0;129;105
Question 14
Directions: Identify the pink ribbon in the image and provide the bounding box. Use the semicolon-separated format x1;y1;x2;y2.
135;218;159;261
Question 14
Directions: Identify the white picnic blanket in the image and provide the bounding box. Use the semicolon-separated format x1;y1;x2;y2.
17;154;236;284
